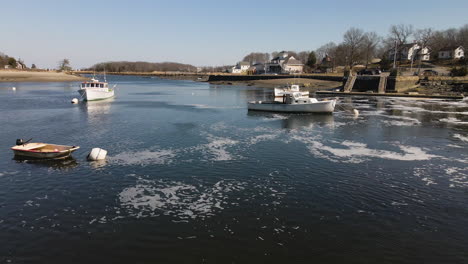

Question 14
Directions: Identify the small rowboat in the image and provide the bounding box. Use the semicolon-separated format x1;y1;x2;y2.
11;141;80;160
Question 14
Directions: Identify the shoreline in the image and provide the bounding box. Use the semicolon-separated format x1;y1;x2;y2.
0;70;89;83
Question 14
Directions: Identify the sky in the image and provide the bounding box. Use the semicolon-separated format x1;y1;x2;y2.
1;0;468;69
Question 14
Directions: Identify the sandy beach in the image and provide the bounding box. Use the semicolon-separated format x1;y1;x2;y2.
0;70;89;82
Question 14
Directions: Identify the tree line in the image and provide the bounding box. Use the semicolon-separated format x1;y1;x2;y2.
88;61;197;72
240;24;468;71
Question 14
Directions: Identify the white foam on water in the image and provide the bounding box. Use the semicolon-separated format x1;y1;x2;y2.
440;117;468;125
119;179;246;220
453;134;468;142
109;149;176;166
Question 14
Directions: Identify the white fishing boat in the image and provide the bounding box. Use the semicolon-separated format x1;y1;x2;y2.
11;139;80;159
78;78;115;101
274;84;309;98
248;92;336;113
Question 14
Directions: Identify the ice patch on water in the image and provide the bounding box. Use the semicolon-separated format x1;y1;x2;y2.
290;134;438;164
119;178;246;219
453;134;468;142
414;164;468;187
249;134;280;144
381;120;419;127
440;117;468;125
195;135;239;161
109;149;176;166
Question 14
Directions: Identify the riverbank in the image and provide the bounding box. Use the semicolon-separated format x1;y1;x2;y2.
211;78;342;90
0;70;89;82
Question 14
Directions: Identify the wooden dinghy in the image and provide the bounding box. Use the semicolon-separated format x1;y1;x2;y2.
11;140;80;160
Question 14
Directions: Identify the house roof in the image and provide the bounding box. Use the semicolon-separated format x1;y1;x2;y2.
284;56;303;65
439;46;464;51
239;61;250;66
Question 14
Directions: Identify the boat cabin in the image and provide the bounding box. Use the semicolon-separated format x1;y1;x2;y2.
81;82;108;88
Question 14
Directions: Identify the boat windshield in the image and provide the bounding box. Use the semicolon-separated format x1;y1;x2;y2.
82;83;107;88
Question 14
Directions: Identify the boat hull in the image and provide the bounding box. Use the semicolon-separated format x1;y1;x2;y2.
11;143;80;160
79;88;114;101
248;100;336;113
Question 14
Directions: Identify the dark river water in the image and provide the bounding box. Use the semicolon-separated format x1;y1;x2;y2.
0;75;467;263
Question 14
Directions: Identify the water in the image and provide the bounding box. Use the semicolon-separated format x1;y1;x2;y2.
0;76;467;263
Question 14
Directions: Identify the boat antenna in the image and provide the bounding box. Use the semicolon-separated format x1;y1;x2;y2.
104;69;107;83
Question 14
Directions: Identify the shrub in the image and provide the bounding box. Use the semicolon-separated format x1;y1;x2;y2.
451;67;468;77
389;69;400;76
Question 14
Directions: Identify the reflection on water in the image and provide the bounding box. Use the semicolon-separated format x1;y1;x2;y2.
80;99;113;124
13;156;79;170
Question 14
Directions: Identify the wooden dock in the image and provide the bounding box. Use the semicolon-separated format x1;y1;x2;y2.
316;91;464;99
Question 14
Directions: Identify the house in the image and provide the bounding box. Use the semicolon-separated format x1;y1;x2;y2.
265;51;304;74
16;60;27;70
282;56;303;73
438;46;465;59
229;61;250;74
388;43;430;61
248;63;266;75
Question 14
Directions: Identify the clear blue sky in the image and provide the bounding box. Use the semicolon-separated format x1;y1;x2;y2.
2;0;467;69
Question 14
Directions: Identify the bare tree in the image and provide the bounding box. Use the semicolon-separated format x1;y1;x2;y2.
362;32;380;67
343;27;365;67
315;42;337;61
297;51;310;64
415;28;434;47
242;52;270;64
389;24;414;45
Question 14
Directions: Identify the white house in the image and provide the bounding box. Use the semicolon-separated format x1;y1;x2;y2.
265;51;304;74
388;43;430;61
438;46;465;59
229;61;250;74
282;56;304;73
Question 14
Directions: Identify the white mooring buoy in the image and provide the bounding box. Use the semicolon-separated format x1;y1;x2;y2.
71;98;79;104
87;148;107;161
353;109;359;116
12;87;16;91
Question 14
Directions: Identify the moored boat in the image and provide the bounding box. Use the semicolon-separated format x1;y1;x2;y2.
78;78;115;101
11;140;80;159
248;92;336;113
274;84;309;98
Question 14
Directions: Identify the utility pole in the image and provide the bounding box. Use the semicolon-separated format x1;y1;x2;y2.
393;40;398;69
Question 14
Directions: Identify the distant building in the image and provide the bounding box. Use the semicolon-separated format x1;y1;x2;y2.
388;43;430;61
265;51;304;74
438;46;465;59
16;60;27;70
229;61;250;74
